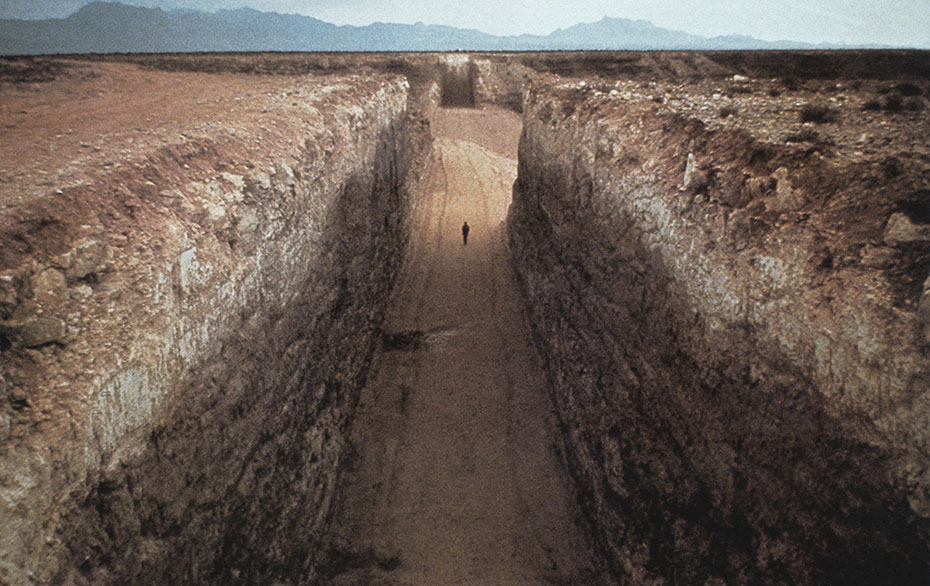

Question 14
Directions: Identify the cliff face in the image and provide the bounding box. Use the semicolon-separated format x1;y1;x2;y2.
0;67;427;585
471;56;534;112
508;77;930;584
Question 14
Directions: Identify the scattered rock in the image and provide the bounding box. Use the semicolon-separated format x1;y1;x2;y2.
137;180;159;199
236;208;260;237
2;316;67;347
221;172;246;192
159;188;185;201
249;172;273;192
70;284;94;300
30;268;67;303
747;175;774;199
884;213;930;244
174;248;198;294
767;167;807;212
0;279;14;319
859;244;898;268
200;201;229;231
66;239;108;281
683;153;708;192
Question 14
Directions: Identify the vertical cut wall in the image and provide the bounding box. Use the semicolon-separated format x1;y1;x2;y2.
508;79;930;584
439;54;476;108
0;74;423;585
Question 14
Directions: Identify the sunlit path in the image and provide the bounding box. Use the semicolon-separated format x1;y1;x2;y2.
324;108;609;585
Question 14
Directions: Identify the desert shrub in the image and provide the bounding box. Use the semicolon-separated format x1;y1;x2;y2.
894;83;923;97
768;88;782;97
799;104;838;124
0;58;68;83
719;106;738;119
905;98;926;112
863;99;883;111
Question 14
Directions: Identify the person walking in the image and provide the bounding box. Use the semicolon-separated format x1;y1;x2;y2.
462;221;470;245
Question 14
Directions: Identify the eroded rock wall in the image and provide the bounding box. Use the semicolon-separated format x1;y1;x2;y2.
509;78;930;584
472;56;534;112
439;54;476;108
0;73;423;585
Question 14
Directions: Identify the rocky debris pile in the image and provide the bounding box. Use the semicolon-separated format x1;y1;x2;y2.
0;239;109;347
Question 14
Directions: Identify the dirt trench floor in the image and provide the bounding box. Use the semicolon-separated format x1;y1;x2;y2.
322;108;610;585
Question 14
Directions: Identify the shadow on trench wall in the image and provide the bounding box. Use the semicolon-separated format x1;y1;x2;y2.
506;119;930;585
440;55;477;108
55;121;413;586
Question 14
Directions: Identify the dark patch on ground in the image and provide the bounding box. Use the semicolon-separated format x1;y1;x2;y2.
899;189;930;224
0;57;69;83
311;544;402;584
381;329;424;351
0;57;94;83
397;383;412;414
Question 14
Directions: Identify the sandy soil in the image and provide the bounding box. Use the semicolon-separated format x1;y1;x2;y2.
323;108;610;585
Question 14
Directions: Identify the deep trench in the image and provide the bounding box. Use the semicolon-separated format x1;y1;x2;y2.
3;53;930;586
439;58;476;107
316;107;609;585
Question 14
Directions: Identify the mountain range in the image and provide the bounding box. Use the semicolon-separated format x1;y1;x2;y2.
0;1;870;55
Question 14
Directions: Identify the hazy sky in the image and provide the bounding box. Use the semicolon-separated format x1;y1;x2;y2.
1;0;927;46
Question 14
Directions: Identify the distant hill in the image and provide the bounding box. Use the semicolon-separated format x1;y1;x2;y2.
0;2;829;55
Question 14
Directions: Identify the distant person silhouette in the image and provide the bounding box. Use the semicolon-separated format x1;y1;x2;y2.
462;221;470;245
